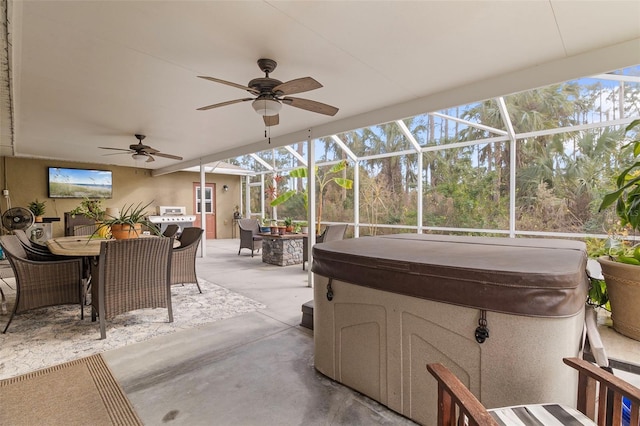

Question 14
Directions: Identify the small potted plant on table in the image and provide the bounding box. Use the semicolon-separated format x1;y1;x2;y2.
260;218;271;233
299;221;309;234
97;201;159;239
284;217;293;233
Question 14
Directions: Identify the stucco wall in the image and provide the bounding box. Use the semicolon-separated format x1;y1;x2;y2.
0;157;242;239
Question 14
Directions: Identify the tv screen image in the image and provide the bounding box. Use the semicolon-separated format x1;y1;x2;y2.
48;167;113;198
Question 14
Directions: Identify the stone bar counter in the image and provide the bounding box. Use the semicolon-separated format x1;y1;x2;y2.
260;233;306;266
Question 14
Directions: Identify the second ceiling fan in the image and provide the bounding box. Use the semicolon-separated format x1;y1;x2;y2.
99;134;183;163
197;58;339;127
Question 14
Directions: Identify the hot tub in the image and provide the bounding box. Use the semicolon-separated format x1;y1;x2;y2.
312;234;588;425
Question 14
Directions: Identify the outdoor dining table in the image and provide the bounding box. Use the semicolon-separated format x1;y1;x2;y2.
46;235;179;305
47;235;110;257
46;235;179;256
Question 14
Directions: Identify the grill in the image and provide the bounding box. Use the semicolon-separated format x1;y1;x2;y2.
148;206;196;234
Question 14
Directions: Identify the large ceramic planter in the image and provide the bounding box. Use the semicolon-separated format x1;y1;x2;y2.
598;256;640;341
110;223;142;240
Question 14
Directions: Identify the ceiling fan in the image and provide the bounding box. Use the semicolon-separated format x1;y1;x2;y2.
197;58;339;127
99;134;183;163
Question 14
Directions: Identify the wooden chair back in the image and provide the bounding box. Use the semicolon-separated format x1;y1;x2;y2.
427;358;640;426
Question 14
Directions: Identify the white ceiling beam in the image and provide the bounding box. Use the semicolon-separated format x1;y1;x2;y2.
591;73;640;83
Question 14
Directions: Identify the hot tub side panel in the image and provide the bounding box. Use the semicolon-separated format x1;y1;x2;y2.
313;275;584;425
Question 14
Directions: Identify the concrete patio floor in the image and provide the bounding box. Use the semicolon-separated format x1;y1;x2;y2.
102;238;417;425
100;237;640;425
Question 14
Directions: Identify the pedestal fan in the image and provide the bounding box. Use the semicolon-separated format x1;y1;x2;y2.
2;207;35;234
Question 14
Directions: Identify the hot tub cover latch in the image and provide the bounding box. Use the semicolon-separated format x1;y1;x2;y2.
475;310;489;344
327;279;334;301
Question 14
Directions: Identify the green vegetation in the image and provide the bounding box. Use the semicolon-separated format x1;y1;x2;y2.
270;160;353;234
234;74;639;239
28;199;46;216
70;198;105;221
49;182;111;198
95;201;160;237
599;120;640;237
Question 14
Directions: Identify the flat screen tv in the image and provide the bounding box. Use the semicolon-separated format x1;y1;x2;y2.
48;167;113;199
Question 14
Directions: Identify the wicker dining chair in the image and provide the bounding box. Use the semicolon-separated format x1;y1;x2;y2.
171;227;204;293
13;229;61;261
0;235;84;333
162;224;180;238
302;224;347;270
237;218;262;257
73;224;98;236
91;237;173;339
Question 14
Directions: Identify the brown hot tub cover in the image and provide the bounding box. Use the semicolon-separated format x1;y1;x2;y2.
311;234;588;318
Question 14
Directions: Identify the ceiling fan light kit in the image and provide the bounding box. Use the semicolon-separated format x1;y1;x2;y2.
198;58;338;127
131;153;146;161
252;98;282;116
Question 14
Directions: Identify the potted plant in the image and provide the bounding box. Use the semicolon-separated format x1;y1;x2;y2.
260;217;271;233
298;221;309;234
70;198;111;237
96;201;159;240
277;221;286;235
597;119;640;341
283;217;293;233
70;198;105;221
28;199;46;222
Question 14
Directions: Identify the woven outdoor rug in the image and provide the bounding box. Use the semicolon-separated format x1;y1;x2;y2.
0;353;141;426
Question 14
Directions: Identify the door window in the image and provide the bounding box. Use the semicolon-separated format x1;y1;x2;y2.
196;186;214;214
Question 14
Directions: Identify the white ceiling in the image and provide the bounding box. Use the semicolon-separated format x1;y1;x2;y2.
4;1;640;175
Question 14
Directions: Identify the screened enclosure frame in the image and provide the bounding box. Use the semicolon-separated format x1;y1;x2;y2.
224;68;640;242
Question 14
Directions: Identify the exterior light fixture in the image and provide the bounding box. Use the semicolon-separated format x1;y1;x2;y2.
252;98;281;116
222;184;229;192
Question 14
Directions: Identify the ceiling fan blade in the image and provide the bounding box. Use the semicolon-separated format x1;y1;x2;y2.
282;97;339;116
141;146;159;154
146;155;155;163
153;152;184;161
102;151;132;157
197;76;259;95
263;115;279;127
99;147;131;152
273;77;322;96
197;98;253;111
130;143;153;151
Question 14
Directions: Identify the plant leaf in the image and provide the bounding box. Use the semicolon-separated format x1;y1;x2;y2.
333;177;353;189
269;190;297;207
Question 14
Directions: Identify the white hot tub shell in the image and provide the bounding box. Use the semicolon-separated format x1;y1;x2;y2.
311;234;588;425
